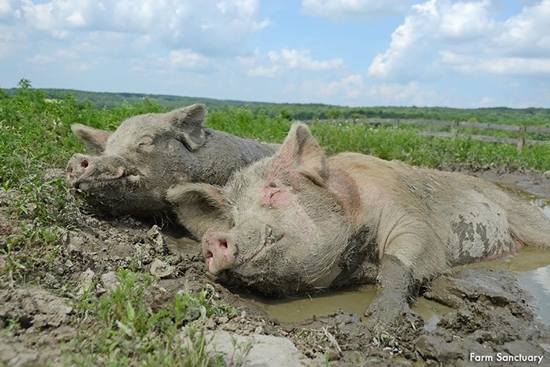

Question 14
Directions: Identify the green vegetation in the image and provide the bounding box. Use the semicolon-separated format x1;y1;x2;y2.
3;84;550;126
310;123;550;171
69;271;237;366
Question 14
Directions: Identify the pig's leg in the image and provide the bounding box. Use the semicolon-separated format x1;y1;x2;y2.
365;231;445;326
364;255;417;326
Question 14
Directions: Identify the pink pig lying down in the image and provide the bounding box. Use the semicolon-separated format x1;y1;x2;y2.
167;123;550;324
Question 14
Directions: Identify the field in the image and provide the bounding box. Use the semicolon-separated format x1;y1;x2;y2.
1;82;550;366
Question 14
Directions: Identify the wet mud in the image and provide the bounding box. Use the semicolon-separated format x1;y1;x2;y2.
1;167;550;366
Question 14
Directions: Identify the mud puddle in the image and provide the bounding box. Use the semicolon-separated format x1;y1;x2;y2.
243;190;550;329
243;285;454;330
242;247;550;327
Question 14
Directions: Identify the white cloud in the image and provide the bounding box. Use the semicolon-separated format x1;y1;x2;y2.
3;0;271;57
438;0;496;41
312;74;443;105
269;49;344;71
368;0;550;81
301;0;408;19
248;65;281;78
495;0;550;58
479;96;495;107
322;74;367;99
366;81;442;106
167;49;214;71
247;48;343;77
0;0;19;20
28;54;54;64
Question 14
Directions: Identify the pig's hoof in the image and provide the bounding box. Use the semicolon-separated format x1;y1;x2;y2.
364;298;409;329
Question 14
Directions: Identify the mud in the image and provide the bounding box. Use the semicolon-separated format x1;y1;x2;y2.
446;163;550;199
1;167;550;366
256;246;550;328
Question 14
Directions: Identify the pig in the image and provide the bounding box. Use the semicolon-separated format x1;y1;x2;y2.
166;123;550;325
66;104;276;217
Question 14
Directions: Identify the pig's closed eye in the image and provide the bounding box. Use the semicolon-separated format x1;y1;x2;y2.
261;183;286;207
269;191;278;202
137;137;154;147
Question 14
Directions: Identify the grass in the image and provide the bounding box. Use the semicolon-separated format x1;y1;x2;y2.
68;270;239;366
308;123;550;171
206;113;550;171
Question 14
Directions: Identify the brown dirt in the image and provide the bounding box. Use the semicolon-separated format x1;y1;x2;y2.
1;167;550;366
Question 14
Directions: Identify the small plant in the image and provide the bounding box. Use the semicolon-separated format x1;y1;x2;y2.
0;238;27;284
68;270;233;366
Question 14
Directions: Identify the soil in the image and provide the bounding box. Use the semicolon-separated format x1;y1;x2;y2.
1;166;550;367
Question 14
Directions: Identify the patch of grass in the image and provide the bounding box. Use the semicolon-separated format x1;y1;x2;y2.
309;123;550;171
207;106;291;143
0;80;164;283
68;270;237;366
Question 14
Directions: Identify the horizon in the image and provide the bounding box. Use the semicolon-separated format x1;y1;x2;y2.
6;84;548;111
1;1;549;109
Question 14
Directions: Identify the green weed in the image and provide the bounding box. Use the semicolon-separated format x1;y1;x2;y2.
68;270;236;366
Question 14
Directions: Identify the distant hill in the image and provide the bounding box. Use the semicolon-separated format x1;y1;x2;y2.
2;87;550;126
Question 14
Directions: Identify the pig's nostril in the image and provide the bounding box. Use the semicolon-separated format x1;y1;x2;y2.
80;160;89;169
219;240;228;250
205;251;213;259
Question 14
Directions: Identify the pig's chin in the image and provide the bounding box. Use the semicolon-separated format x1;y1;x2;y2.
205;254;225;275
216;263;314;297
74;177;166;216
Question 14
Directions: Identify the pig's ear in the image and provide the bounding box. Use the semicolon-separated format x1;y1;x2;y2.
71;124;111;155
274;123;328;186
169;104;207;151
166;183;230;238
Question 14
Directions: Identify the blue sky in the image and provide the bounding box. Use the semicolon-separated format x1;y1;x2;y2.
1;0;549;107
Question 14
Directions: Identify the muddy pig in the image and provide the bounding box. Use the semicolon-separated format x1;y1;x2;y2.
167;123;550;325
66;104;276;216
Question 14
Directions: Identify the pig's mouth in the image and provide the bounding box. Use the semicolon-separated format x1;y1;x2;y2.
206;241;276;275
233;226;286;270
70;168;141;191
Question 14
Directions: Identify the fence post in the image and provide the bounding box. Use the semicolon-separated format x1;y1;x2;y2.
451;121;459;139
393;119;399;130
517;126;526;153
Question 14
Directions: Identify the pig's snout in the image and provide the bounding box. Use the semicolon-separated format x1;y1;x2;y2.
67;154;129;187
203;233;235;274
67;153;94;180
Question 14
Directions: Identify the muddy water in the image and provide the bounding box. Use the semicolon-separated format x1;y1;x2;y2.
243;283;454;330
243;194;550;327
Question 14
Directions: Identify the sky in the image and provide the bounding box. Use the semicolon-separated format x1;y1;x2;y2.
1;0;549;108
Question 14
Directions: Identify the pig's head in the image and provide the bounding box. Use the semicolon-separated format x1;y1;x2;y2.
67;104;209;216
168;123;366;296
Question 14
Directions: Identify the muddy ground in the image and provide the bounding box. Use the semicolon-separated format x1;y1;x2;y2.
1;166;550;366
